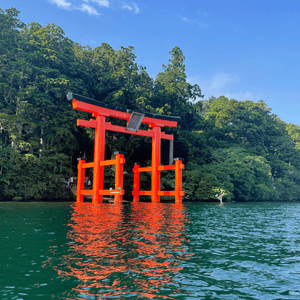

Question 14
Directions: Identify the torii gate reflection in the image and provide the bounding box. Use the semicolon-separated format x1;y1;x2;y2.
67;92;184;204
54;203;194;298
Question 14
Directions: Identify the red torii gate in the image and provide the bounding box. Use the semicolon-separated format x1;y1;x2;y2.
67;92;184;204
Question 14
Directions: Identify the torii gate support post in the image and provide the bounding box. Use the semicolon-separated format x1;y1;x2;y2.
175;158;184;203
132;158;184;203
76;158;85;202
114;153;125;204
76;152;125;203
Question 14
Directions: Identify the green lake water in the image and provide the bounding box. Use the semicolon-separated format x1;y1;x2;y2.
1;201;300;299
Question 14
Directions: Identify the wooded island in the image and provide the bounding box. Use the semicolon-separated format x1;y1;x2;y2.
1;7;300;202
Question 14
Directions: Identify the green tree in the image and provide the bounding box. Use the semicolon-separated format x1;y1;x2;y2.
213;147;274;201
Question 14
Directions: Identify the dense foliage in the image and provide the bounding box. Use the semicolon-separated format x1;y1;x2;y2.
1;7;300;201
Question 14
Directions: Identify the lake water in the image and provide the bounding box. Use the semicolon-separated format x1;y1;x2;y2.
1;201;300;299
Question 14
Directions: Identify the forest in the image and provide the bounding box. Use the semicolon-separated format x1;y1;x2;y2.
1;7;300;202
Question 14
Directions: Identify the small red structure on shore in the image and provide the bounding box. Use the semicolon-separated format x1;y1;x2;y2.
68;92;184;204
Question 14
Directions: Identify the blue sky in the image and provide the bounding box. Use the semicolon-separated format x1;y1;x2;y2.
2;0;300;126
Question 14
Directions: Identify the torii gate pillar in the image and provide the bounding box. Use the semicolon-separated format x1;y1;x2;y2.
93;115;105;203
152;125;161;203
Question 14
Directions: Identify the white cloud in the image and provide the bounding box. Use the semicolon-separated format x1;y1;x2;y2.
49;0;72;9
198;21;209;29
49;0;100;15
188;73;254;101
49;0;140;16
83;0;109;7
180;16;209;29
122;2;140;14
209;73;238;90
197;10;209;17
181;16;197;23
77;3;100;15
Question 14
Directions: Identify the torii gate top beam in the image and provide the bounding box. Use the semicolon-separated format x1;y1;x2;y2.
68;92;180;129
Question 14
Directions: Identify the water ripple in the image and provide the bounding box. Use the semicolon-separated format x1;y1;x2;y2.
2;202;300;299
